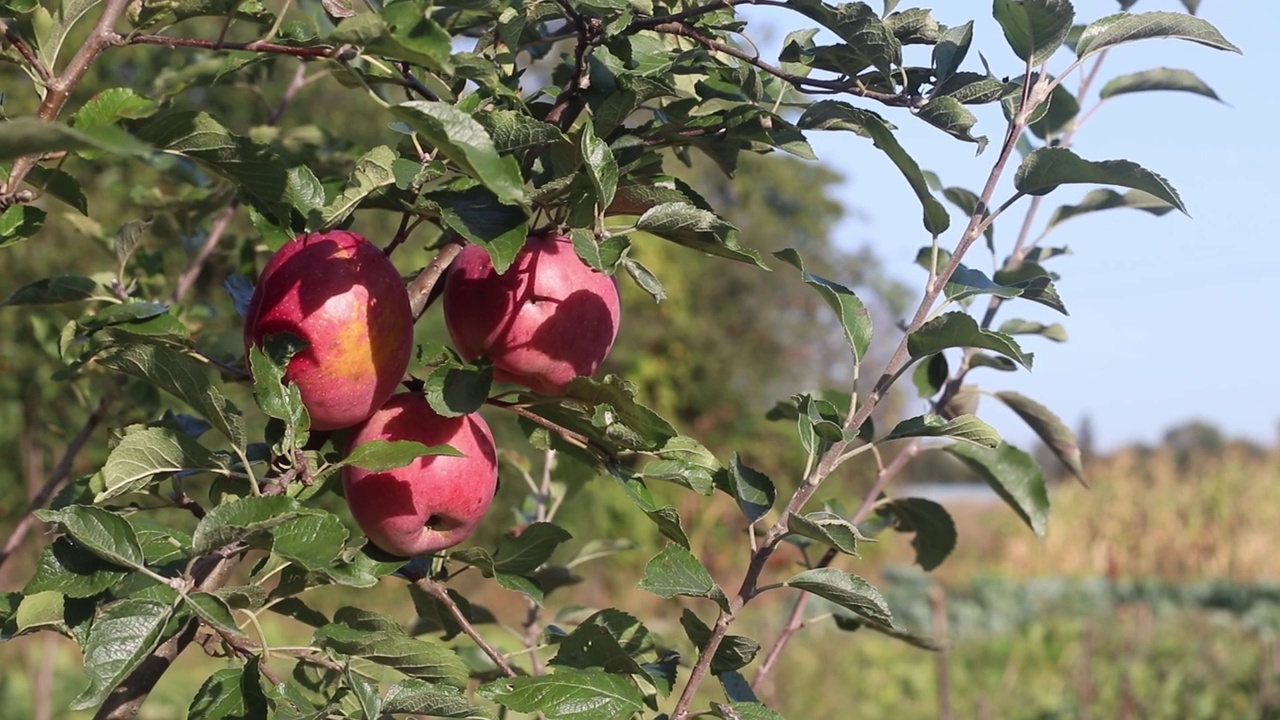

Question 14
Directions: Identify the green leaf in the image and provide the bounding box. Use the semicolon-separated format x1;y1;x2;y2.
995;390;1085;482
885;7;940;45
998;319;1068;342
562;374;678;450
3;275;104;306
25;165;88;214
908;312;1033;369
329;7;453;73
1014;146;1185;213
271;512;350;571
915;96;986;150
637;544;727;611
71;88;161;131
787;511;863;556
992;0;1075;65
493;522;573;574
680;608;759;674
0;205;47;245
13;591;66;635
185;592;242;636
786;568;893;626
33;506;146;571
314;145;398;230
1074;11;1241;59
98;344;245;446
191;495;306;554
1100;67;1220;101
249;340;310;449
788;0;901;75
549;610;651;676
343;439;462;472
479;110;566;152
945;442;1050;536
478;668;645;720
1046;187;1175;229
913;352;949;398
797;101;949;235
713;702;785;720
132;111;295;220
874;497;957;571
188;668;261;719
570;229;629;274
391;101;525;204
719;453;775;524
581;124;618;210
423;356;493;417
71;598;174;711
613;476;690;549
1028;82;1080;139
886;413;1001;447
429;187;530;274
447;547;546;603
621;257;665;302
24;538;128;598
933;20;974;81
634;202;763;268
935;72;1006;105
381;679;490;717
313;624;469;687
346;662;381;719
773;248;872;362
0;118;151;160
98;427;224;502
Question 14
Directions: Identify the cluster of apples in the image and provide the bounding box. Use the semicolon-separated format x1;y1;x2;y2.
243;231;621;557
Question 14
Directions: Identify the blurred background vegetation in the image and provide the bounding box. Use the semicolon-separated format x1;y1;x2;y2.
1;13;1277;720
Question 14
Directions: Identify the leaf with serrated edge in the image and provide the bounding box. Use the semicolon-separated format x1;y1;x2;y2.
995;391;1085;483
636;545;726;611
479;668;645;720
493;522;573;574
1100;67;1221;102
1075;11;1241;59
33;506;145;570
992;0;1074;65
908;312;1033;369
1046;188;1174;229
1015;147;1186;214
98;427;225;502
773;248;872;361
71;599;173;710
97;344;244;446
391;101;525;204
787;511;862;555
798;101;948;235
945;442;1050;537
885;413;1001;448
786;567;892;626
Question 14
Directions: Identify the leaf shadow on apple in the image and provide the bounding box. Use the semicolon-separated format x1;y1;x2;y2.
343;393;499;557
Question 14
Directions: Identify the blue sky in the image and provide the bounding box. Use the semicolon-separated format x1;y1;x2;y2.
741;0;1271;450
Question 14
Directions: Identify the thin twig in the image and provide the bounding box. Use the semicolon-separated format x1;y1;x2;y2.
751;440;920;690
0;20;53;84
4;0;132;195
0;394;111;572
107;32;354;59
415;578;517;677
649;21;918;108
669;68;1041;719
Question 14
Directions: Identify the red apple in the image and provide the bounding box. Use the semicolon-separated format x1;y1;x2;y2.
342;393;498;556
441;234;621;394
244;230;413;431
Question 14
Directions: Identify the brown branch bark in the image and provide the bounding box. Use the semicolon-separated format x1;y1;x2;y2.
415;578;517;678
0;19;52;84
407;240;463;320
